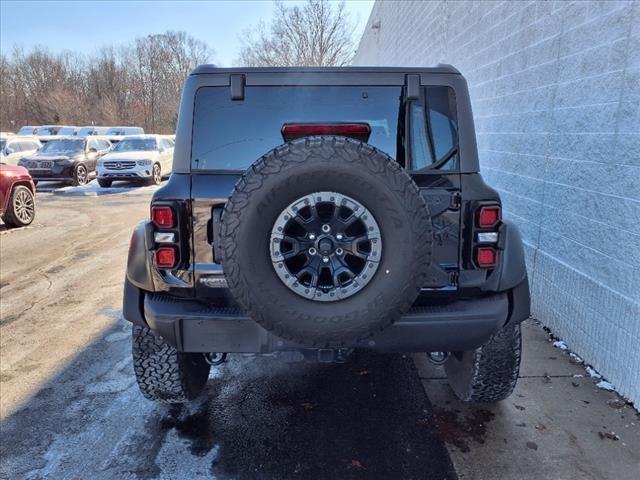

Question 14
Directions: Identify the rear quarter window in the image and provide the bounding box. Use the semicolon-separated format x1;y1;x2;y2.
191;86;402;171
409;86;459;171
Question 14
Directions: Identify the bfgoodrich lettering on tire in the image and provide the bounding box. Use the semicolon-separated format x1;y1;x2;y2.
220;136;433;348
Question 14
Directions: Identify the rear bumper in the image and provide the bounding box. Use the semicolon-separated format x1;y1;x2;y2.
124;279;530;353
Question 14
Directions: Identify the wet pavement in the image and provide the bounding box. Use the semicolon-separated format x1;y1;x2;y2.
0;319;456;479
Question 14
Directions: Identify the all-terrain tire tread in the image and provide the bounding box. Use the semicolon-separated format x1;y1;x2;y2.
131;325;210;404
446;323;522;402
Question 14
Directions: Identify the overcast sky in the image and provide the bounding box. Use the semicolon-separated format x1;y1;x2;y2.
0;0;374;66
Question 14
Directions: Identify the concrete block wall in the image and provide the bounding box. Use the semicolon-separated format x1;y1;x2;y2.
354;1;640;404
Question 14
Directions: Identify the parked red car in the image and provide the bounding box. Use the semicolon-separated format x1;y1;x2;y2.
0;164;36;228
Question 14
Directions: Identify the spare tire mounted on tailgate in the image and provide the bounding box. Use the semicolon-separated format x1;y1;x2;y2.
220;136;433;348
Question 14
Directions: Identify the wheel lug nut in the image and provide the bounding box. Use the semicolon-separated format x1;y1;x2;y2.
322;256;329;263
309;247;317;255
309;233;316;240
322;224;331;233
336;248;343;255
336;233;343;240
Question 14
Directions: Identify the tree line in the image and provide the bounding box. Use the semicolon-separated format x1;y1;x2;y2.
0;31;214;134
0;1;357;134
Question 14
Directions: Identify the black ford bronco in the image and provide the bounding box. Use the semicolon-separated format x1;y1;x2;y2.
123;66;530;404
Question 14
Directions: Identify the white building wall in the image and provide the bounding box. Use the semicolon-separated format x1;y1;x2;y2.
354;0;640;404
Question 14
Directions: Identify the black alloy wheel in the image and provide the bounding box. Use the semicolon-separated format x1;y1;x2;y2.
270;191;382;302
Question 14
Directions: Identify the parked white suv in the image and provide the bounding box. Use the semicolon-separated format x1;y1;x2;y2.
96;135;174;187
105;126;144;144
17;126;41;136
37;125;78;143
0;135;42;166
76;126;110;137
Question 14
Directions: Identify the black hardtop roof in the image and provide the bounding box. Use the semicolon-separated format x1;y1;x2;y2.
190;65;461;76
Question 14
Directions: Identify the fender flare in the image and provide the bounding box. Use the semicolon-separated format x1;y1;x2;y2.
123;221;155;327
495;220;528;291
126;221;155;292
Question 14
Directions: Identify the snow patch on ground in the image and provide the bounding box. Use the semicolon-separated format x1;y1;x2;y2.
586;366;602;379
38;180;158;196
84;357;135;395
537;321;634;408
209;365;225;379
552;340;568;350
104;329;131;343
569;352;583;363
597;381;616;391
153;430;220;478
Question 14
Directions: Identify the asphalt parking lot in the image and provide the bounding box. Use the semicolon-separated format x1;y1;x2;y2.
1;183;639;480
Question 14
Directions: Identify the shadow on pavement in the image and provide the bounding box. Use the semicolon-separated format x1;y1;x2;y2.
1;313;457;480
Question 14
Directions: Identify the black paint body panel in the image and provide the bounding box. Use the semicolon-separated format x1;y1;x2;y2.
123;66;531;354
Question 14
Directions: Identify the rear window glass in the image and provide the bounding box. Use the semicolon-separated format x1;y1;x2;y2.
410;86;458;171
114;138;156;152
191;86;401;170
40;138;84;154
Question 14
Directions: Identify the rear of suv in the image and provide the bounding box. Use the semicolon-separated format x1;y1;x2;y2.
123;66;530;404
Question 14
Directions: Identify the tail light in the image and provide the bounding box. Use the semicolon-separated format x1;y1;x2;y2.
151;206;174;228
473;203;501;269
154;247;177;268
476;247;497;269
281;123;371;142
150;202;183;270
477;205;501;228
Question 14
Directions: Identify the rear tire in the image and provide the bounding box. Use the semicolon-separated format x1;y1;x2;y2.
132;325;210;403
444;322;522;402
97;178;112;188
3;185;35;228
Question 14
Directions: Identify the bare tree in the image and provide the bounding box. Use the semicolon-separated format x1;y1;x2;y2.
130;31;213;132
0;31;214;133
238;0;355;67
